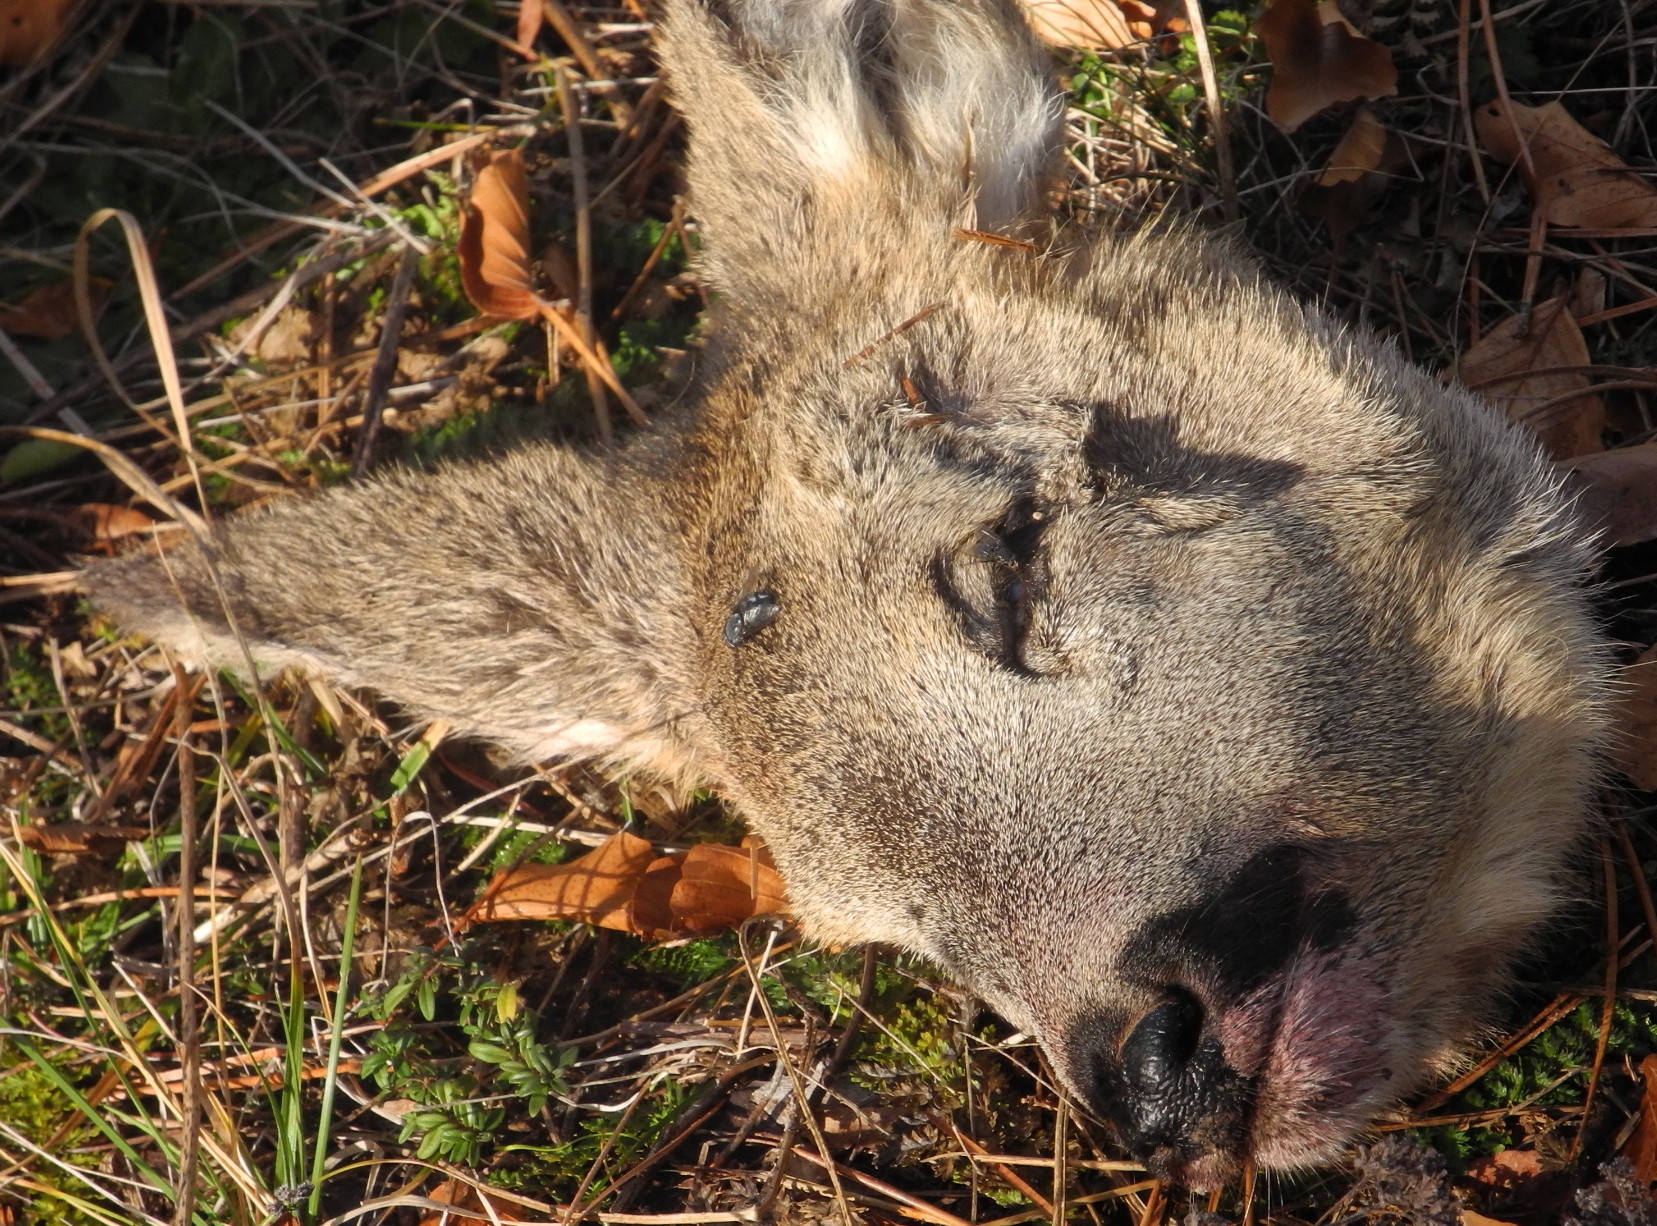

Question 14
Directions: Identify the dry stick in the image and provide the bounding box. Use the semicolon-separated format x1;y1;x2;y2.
0;6;137;159
575;1053;780;1220
608;196;688;326
0;426;208;536
1414;992;1586;1114
951;1128;1055;1215
1519;208;1547;337
1052;1097;1069;1226
1465;364;1657;390
351;245;421;476
1136;1180;1164;1226
540;0;606;88
740;923;855;1226
1572;840;1622;1164
843;303;947;369
538;303;650;427
558;65;612;445
171;664;201;1226
562;1090;649;1225
1455;0;1491;204
1521;380;1654;425
1617;822;1657;975
976;1182;1162;1226
786;1148;975;1226
1240;1162;1257;1226
1181;0;1237;226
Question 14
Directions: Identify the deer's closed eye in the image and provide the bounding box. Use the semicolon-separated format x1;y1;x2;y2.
934;503;1048;672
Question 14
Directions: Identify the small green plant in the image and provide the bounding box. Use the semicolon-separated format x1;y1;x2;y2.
361;951;575;1166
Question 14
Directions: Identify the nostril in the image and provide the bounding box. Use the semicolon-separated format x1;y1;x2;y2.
1120;987;1204;1093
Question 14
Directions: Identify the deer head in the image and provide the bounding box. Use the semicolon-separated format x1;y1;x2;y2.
86;0;1608;1187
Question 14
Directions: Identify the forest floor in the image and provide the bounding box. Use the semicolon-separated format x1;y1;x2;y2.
2;0;1657;1223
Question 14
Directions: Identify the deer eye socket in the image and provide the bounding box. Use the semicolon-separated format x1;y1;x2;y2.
933;502;1048;672
724;590;781;647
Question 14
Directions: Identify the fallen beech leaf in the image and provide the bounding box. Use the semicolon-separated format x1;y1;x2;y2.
0;279;103;340
458;149;542;321
1456;296;1604;459
1622;1054;1657;1187
629;853;682;938
1255;0;1397;133
1460;1213;1520;1226
1476;100;1657;231
71;503;155;544
1560;443;1657;549
1019;0;1137;51
418;1179;524;1226
669;842;790;933
515;0;543;54
471;830;656;928
1299;106;1409;236
1465;1148;1544;1190
15;823;152;854
0;0;73;66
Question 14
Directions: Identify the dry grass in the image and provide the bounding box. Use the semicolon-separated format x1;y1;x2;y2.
2;1;1657;1224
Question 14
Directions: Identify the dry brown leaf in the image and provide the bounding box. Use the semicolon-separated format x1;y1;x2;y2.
0;0;73;66
629;853;682;938
1299;106;1408;236
1018;0;1141;51
418;1179;525;1226
1475;100;1657;231
471;830;656;928
15;823;152;854
1613;647;1657;791
1560;443;1657;549
1622;1054;1657;1187
1255;0;1397;134
1460;1213;1520;1226
0;280;88;340
515;0;543;55
1456;296;1604;459
458;149;542;321
71;503;155;544
1464;1148;1543;1190
474;832;790;937
669;842;790;934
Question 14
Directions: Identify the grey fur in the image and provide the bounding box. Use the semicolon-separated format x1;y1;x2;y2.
85;0;1609;1187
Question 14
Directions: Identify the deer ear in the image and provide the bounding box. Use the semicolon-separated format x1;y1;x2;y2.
658;0;1060;301
85;445;710;788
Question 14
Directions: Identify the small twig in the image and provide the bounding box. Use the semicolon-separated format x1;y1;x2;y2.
740;921;854;1226
843;302;946;369
171;663;201;1226
351;245;420;477
1414;992;1586;1113
1571;841;1621;1163
1456;0;1491;204
787;1148;974;1226
558;65;612;444
1181;0;1237;226
608;196;688;326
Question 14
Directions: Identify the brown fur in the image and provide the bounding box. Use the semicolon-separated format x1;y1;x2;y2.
85;0;1610;1186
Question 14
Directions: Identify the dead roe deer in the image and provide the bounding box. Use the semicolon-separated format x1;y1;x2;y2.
86;0;1610;1188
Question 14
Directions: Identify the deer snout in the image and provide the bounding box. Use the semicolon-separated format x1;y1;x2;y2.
1116;989;1236;1154
1081;986;1250;1186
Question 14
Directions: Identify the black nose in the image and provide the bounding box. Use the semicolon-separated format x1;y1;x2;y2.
1121;989;1204;1092
1106;987;1246;1168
